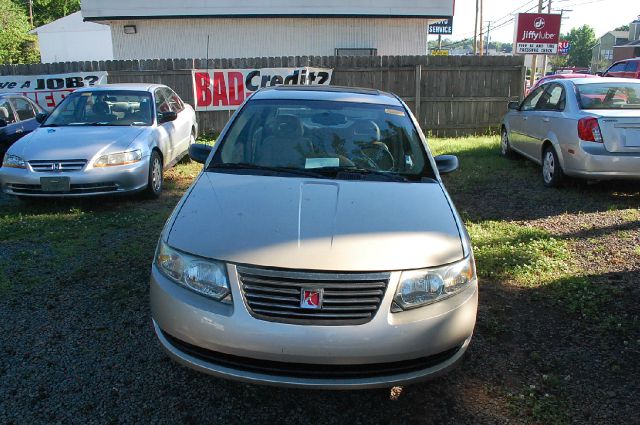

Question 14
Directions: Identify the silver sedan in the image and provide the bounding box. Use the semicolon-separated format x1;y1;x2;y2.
0;83;197;198
501;78;640;187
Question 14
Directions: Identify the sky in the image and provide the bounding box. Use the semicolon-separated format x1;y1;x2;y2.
447;0;638;43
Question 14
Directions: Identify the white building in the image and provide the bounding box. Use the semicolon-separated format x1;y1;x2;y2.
31;12;114;63
81;0;455;59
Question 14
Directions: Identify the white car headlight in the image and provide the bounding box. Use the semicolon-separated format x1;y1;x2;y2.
94;149;142;167
2;154;27;169
393;255;476;311
155;240;231;301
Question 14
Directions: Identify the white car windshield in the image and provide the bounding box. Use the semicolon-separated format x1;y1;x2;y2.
43;90;154;127
577;83;640;110
210;99;433;180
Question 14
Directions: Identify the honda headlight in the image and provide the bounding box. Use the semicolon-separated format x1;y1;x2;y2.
155;240;231;301
2;154;26;169
393;255;476;311
94;149;142;167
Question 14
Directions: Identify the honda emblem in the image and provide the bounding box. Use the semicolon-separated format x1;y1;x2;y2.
300;288;323;309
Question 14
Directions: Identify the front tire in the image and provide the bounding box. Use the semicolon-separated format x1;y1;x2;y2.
542;146;564;188
500;128;515;158
144;151;163;198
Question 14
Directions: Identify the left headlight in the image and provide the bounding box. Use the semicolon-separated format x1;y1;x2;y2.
155;240;231;302
94;149;142;167
2;154;27;169
393;255;476;311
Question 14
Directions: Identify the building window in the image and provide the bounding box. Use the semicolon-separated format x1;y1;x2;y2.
602;50;613;60
335;48;378;56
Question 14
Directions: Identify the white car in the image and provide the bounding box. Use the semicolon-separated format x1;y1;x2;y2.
0;83;197;198
501;78;640;187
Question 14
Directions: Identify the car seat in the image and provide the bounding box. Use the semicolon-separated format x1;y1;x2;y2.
255;115;313;168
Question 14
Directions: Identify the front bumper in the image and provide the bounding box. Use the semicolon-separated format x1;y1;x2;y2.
0;158;149;197
562;142;640;180
150;264;478;389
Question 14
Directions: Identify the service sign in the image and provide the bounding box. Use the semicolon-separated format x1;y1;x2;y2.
193;67;333;111
0;71;108;110
428;17;453;35
431;49;450;56
558;41;570;56
514;13;562;55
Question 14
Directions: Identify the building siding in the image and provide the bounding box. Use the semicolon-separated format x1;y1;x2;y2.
109;18;430;59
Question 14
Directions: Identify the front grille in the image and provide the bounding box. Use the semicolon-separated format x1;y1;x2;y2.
163;330;462;380
238;266;390;326
29;159;87;172
8;182;118;195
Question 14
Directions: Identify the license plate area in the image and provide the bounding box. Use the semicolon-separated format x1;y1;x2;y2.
40;177;70;192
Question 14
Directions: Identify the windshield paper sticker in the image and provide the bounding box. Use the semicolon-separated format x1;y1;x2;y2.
305;158;340;169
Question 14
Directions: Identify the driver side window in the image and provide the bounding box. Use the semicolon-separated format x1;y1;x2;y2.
0;101;17;124
520;86;546;111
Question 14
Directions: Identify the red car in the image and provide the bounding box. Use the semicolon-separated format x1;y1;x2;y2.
603;58;640;79
527;73;599;95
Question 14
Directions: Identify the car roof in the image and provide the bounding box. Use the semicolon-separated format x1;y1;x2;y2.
251;85;403;106
73;83;164;93
571;77;640;85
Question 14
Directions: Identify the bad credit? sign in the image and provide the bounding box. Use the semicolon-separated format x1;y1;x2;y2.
193;67;333;112
514;13;562;55
0;72;108;110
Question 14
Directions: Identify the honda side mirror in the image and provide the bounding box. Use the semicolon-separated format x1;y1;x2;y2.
434;154;459;174
159;111;178;124
36;112;48;124
189;143;213;164
508;101;520;111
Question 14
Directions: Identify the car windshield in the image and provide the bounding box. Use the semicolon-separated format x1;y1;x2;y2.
576;83;640;110
209;99;433;180
43;90;153;127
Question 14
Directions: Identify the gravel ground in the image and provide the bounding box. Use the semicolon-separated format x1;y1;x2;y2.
1;138;639;425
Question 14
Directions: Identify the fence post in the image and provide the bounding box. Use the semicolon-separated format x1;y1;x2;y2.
414;64;422;120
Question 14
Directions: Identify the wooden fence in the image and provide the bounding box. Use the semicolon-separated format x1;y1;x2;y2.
0;56;526;137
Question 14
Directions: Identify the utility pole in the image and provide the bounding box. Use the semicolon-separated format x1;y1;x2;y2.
541;0;551;76
485;21;492;56
28;0;34;27
478;0;484;56
473;0;479;55
529;0;544;87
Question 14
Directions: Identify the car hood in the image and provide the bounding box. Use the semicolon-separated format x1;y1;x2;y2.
9;126;146;160
167;172;464;272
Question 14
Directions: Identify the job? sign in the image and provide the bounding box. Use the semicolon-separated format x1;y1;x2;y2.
193;68;333;111
0;72;108;110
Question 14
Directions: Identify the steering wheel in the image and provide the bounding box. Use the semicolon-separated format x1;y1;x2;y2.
361;143;395;171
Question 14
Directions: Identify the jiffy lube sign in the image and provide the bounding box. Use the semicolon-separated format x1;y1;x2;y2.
514;13;562;55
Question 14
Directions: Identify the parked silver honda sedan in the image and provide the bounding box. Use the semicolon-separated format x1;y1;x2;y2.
0;83;197;198
151;86;478;389
501;78;640;187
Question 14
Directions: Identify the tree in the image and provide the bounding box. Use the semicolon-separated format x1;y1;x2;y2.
615;24;630;32
11;0;81;28
563;25;596;68
0;0;39;64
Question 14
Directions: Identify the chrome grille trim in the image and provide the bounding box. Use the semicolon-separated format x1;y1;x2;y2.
28;159;87;172
237;266;390;326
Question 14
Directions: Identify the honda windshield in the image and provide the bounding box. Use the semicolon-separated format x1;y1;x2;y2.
209;99;434;180
43;90;154;127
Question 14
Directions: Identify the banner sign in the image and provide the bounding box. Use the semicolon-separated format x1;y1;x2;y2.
0;71;108;110
428;17;453;35
514;13;562;55
558;41;570;56
193;67;333;111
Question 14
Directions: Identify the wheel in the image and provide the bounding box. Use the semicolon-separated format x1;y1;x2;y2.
144;151;163;198
542;146;564;188
500;128;515;158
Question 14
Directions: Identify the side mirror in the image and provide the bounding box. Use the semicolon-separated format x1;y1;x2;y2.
595;72;603;77
0;119;7;128
189;143;213;164
434;154;459;175
508;101;520;111
158;111;177;124
35;112;48;124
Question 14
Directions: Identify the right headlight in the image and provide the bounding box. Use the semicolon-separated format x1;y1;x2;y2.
155;240;231;302
393;255;476;311
2;154;27;169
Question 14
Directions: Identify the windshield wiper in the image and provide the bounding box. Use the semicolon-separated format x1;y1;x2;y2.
209;163;327;178
313;167;412;182
88;122;112;126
